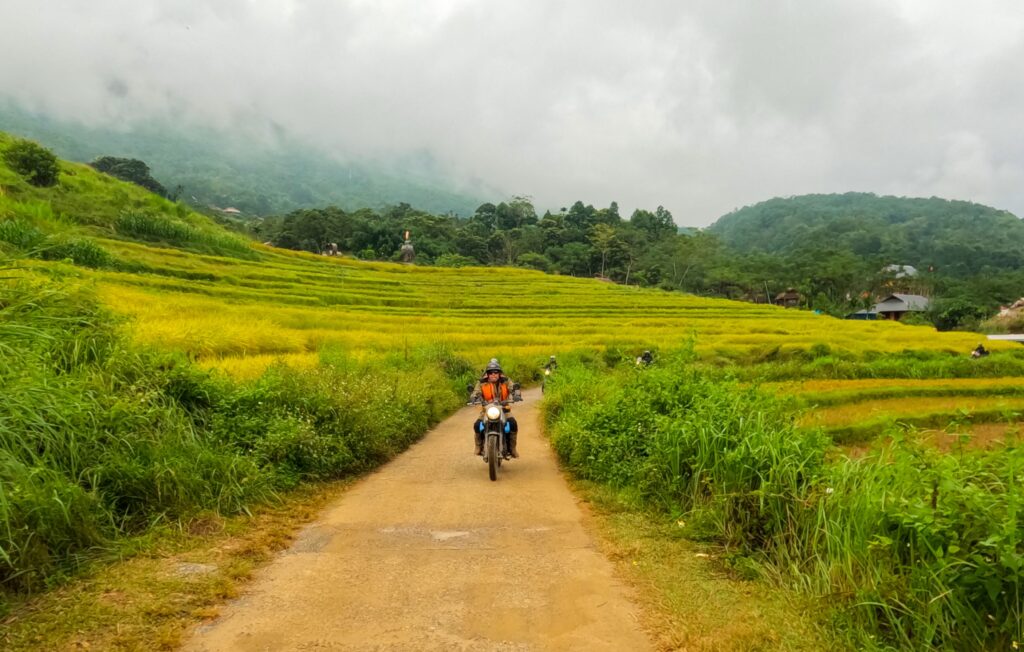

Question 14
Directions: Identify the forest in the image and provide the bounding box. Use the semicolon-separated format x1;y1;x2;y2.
258;192;1024;332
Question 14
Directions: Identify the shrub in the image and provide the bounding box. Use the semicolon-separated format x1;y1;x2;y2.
39;237;115;269
516;252;552;272
544;353;1024;649
0;219;46;251
89;156;167;196
434;253;477;267
3;139;60;187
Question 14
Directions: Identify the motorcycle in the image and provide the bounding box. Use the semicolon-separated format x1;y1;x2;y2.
468;383;522;481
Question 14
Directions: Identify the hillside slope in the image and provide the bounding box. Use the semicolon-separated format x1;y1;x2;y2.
708;192;1024;276
0;132;1007;379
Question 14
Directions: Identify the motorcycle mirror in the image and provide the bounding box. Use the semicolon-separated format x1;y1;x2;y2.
512;382;521;391
466;384;474;394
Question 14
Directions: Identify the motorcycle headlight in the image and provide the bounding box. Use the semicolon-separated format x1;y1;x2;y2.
544;369;551;375
485;405;502;420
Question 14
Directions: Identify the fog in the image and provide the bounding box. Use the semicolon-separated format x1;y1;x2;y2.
1;0;1022;225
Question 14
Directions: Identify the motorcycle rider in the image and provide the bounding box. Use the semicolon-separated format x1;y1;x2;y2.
636;350;654;367
470;359;520;458
541;355;557;393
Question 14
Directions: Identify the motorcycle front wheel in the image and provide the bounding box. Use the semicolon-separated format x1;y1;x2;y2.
487;435;499;481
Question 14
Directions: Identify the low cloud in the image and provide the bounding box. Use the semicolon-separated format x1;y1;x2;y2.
1;0;1022;224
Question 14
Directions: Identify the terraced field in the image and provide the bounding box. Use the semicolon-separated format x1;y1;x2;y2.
770;377;1024;444
66;237;1010;379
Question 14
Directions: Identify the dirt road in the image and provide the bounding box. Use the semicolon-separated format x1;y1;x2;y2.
182;388;652;651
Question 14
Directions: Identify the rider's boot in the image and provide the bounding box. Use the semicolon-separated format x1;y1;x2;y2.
508;431;519;458
474;431;484;456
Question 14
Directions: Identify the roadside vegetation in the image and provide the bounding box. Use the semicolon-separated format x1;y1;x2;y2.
0;268;466;605
543;352;1022;650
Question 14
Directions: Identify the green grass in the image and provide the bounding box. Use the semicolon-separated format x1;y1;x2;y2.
543;354;1024;650
573;480;832;651
0;480;352;651
0;272;467;606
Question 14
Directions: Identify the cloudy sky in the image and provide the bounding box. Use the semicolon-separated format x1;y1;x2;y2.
1;0;1022;225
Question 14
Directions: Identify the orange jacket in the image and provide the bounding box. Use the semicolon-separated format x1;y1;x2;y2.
479;381;510;402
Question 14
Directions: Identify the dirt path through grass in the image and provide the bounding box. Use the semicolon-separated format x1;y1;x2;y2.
181;388;652;651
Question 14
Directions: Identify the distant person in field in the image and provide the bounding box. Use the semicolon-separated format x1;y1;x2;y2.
542;355;558;393
636;350;654;367
971;343;989;359
469;359;521;457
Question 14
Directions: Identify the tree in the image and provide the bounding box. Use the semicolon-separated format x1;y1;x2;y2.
565;201;597;233
516;252;552;272
3;139;60;187
90;156;167;196
630;206;675;241
550;242;592;276
589;223;620;278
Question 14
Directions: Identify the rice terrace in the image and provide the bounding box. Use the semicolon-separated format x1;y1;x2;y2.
1;132;1022;651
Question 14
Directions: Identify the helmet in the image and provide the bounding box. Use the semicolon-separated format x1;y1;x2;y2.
485;359;502;373
643;350;651;356
549;355;556;361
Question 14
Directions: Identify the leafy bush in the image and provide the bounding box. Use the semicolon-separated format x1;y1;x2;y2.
39;237;115;268
2;139;59;187
434;253;477;267
89;156;167;196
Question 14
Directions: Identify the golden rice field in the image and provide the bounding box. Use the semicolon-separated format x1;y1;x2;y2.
801;396;1024;429
55;236;1013;379
769;377;1024;442
767;377;1024;405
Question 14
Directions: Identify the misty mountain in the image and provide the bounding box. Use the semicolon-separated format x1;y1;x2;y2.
708;192;1024;276
0;104;487;217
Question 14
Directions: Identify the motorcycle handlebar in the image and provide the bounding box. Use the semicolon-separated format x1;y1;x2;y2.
468;398;521;406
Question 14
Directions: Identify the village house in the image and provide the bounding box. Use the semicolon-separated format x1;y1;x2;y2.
774;288;802;308
873;293;930;321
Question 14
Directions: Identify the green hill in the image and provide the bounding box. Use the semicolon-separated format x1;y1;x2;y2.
708;192;1024;276
0;104;487;217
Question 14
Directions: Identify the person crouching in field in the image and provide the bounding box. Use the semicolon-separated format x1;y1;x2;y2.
469;359;520;457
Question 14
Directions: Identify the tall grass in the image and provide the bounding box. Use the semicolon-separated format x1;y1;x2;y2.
0;218;115;268
114;211;254;259
0;273;465;607
544;352;1023;650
